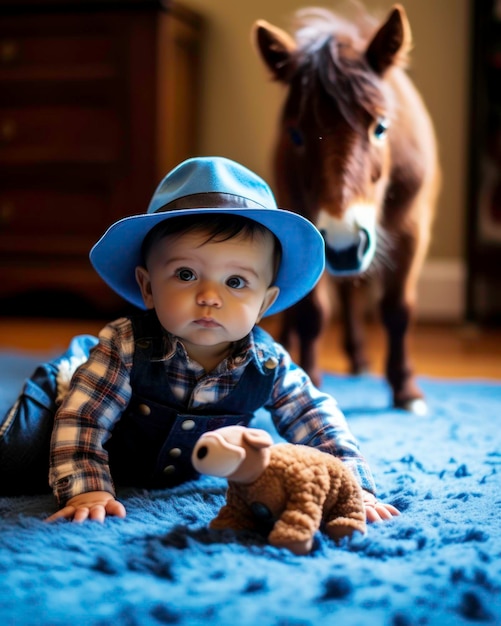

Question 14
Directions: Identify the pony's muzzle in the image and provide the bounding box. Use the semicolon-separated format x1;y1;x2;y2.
322;228;371;276
317;207;376;276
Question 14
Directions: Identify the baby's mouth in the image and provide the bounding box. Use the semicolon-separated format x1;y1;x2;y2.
194;318;221;328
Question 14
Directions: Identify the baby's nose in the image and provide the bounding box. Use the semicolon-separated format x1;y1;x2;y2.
196;284;222;307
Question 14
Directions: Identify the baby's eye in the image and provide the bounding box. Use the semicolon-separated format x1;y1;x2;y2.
226;276;247;289
176;268;196;282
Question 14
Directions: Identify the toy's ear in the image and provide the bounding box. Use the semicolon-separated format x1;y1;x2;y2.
241;428;274;450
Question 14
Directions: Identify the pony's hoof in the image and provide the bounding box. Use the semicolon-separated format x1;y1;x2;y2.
351;364;371;376
398;397;428;416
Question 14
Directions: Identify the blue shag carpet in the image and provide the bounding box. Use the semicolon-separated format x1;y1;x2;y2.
0;351;500;626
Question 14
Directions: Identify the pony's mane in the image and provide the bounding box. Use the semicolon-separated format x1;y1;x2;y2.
288;5;396;129
291;5;377;53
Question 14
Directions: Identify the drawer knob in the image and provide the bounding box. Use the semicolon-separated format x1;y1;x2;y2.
0;202;14;227
0;119;17;143
0;40;19;64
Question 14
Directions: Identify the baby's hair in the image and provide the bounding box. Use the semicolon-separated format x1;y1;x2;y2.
141;213;282;283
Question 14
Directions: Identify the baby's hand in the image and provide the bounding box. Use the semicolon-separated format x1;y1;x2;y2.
46;491;126;523
362;490;400;523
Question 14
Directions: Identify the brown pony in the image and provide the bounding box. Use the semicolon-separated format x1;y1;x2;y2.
252;4;440;414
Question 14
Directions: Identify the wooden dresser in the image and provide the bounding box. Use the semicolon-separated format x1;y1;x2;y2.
0;0;203;315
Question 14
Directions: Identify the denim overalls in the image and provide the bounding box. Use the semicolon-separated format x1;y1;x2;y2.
0;312;279;495
0;334;98;495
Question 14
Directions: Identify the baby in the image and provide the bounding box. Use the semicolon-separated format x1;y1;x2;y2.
0;156;398;524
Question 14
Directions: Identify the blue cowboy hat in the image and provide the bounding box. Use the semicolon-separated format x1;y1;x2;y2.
90;156;325;316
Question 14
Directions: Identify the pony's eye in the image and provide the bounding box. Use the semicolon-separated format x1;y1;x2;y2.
288;127;304;147
372;116;389;142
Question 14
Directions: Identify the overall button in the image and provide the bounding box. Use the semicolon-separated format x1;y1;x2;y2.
181;419;195;431
169;448;182;458
162;465;176;475
138;403;151;416
264;357;279;370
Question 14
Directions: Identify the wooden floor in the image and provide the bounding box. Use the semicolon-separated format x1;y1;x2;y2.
261;317;501;380
0;315;499;380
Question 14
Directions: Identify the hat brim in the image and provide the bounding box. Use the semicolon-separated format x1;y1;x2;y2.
90;207;325;317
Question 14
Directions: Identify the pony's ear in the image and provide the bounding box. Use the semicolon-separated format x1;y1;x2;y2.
365;4;412;75
252;19;298;83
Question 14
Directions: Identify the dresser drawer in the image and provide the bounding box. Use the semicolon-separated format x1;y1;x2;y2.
0;1;203;315
0;186;108;247
0;34;115;80
0;106;121;163
0;18;120;109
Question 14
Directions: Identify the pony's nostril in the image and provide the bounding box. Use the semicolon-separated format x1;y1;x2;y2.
357;229;370;260
196;445;208;460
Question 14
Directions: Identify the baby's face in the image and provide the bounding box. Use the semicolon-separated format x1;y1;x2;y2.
135;227;279;364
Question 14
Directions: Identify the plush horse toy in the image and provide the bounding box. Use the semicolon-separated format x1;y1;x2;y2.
191;426;366;555
252;4;440;415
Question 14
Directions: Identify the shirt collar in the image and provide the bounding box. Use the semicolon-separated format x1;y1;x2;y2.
161;327;279;374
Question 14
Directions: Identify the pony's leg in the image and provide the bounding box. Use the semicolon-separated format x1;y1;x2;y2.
379;232;429;415
380;294;424;412
336;281;370;375
283;277;330;388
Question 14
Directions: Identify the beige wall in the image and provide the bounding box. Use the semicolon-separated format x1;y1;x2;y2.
182;0;471;261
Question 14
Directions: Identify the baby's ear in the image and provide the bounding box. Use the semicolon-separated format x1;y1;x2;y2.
242;428;274;450
135;266;154;309
257;286;280;321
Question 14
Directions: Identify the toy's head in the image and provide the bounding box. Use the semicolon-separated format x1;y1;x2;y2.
192;426;274;484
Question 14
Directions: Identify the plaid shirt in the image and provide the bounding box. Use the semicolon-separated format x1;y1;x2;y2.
50;316;376;504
